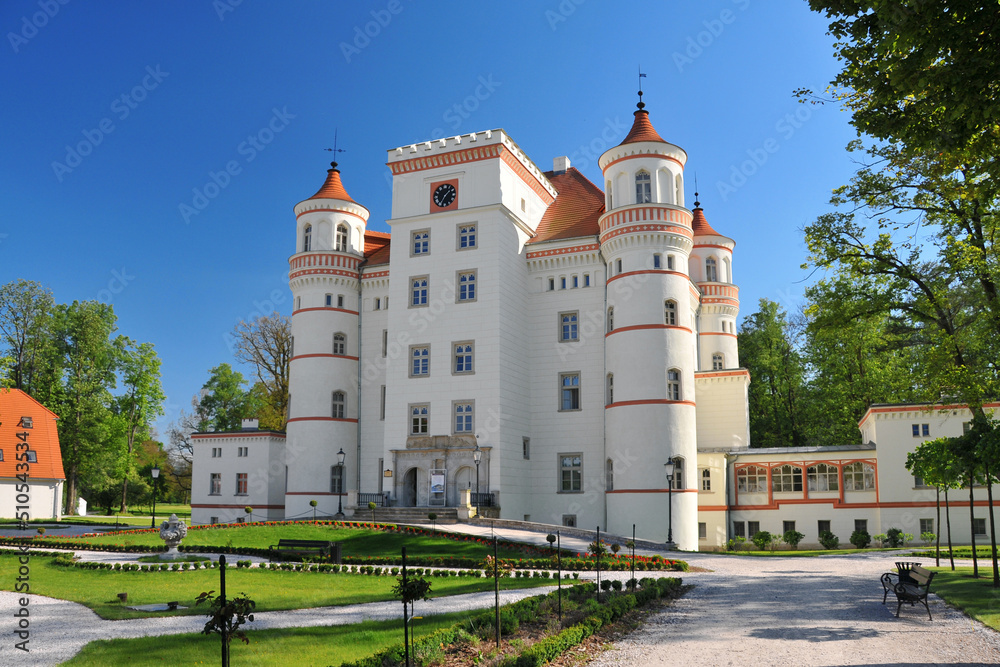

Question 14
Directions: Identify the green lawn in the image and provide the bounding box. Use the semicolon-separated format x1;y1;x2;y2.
58;523;529;560
912;546;997;559
706;547;904;557
930;568;1000;631
0;554;554;620
64;611;471;666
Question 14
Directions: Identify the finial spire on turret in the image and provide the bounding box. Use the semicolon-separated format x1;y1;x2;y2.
694;174;701;209
324;128;347;171
637;68;647;110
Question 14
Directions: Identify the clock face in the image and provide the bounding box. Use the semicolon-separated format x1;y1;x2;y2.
433;183;457;208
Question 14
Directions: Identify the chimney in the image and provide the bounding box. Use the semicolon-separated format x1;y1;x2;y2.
553;156;571;174
241;418;259;431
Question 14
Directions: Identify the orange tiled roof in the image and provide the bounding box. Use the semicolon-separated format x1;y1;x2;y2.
530;168;605;243
363;230;391;267
620;109;666;145
691;205;724;237
0;389;65;480
307;163;355;202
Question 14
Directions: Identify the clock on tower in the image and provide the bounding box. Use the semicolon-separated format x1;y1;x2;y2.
429;179;459;212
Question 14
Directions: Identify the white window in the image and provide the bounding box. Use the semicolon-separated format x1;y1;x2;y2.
974;518;987;536
210;516;219;524
653;254;662;269
606;458;614;491
295;296;301;310
453;401;474;433
635;170;651;203
410;345;429;377
667;255;675;270
560;276;567;290
560;312;579;342
855;519;868;533
331;465;344;494
411;229;430;256
559;372;580;411
706;257;718;282
236;473;248;495
523;437;530;460
667;368;680;401
699;522;707;539
331;391;345;419
237;446;248;457
380;385;386;421
712;353;724;370
325;294;332;307
920;518;934;534
607;307;614;332
333;333;346;355
382;330;388;357
671;458;683;488
559;454;582;492
337;295;344;308
843;462;875;491
411;276;428;307
410;404;429;435
701;469;711;491
772;465;803;492
458;223;477;249
912;423;930;437
335;224;348;252
303;224;312;252
374;298;381;310
453;342;474;374
547;277;555;291
210;473;221;495
572;275;579;288
584;274;591;287
211;447;221;458
737;466;767;493
606;373;613;405
808;464;839;492
665;300;677;326
616;258;623;275
457;270;477;302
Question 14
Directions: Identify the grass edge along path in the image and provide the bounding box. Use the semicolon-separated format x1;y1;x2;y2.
930;567;1000;631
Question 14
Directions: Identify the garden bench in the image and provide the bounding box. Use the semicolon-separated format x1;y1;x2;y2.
268;539;342;563
880;564;934;620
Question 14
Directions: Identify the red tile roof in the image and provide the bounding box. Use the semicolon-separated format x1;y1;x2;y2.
530;167;605;243
620;109;666;145
0;389;65;481
363;230;391;266
691;205;724;237
307;163;355;202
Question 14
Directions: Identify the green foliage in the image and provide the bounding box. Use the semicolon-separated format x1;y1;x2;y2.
392;574;432;605
818;530;839;550
782;530;804;549
872;533;887;548
849;530;871;549
751;530;772;551
194;589;256;645
920;531;936;547
885;527;904;548
197;363;259;432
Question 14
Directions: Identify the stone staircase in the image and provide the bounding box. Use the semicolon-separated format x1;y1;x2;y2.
366;507;460;525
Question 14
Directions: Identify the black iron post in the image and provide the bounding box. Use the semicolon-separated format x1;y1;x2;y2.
150;465;160;528
631;524;636;591
596;526;601;601
219;554;229;667
402;546;410;667
493;536;500;648
664;459;676;548
557;530;562;621
335;448;346;519
473;444;482;516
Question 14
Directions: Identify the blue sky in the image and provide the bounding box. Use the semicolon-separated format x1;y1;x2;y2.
1;0;857;432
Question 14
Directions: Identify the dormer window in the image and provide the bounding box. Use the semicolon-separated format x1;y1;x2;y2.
303;224;312;252
635;171;651;204
335;224;348;252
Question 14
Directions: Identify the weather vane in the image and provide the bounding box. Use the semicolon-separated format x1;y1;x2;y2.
324;128;346;166
638;67;647;108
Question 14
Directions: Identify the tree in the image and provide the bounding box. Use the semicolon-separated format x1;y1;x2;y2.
197;364;258;432
49;301;121;515
0;279;56;396
112;340;165;512
907;437;962;571
738;299;810;447
230;313;290;431
805;2;1000;166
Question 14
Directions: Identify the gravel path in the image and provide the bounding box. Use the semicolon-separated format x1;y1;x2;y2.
589;551;1000;666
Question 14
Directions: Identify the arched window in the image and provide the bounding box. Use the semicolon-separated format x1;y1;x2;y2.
606;458;614;491
706;257;718;282
606;180;613;209
670;457;684;488
333;333;346;355
772;465;803;492
675;174;683;206
335;224;348;252
635;170;651;203
843;462;875;490
737;466;767;493
701;468;711;491
666;368;681;401
723;256;732;283
303;224;312;252
807;463;839;491
330;465;344;494
606;373;613;405
712;353;724;370
664;300;677;326
607;307;614;333
331;391;345;419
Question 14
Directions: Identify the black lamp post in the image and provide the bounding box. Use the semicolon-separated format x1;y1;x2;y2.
664;459;675;549
472;444;482;516
150;464;160;528
335;448;346;519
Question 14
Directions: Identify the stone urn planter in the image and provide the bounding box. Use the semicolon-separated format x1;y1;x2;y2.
158;513;188;560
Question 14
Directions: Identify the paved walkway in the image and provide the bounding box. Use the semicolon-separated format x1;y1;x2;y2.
2;524;999;666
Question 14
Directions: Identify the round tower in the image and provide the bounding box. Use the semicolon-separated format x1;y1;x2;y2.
598;94;698;550
286;161;369;520
689;197;739;371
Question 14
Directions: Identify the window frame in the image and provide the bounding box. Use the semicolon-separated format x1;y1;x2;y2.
772;464;803;493
410;229;430;256
807;464;839;492
453;341;474;375
843;461;875;491
457;223;477;250
409;345;430;378
333;332;346;356
635;169;651;204
235;473;248;496
666;368;681;401
559;372;581;411
335;223;349;252
706;257;718;282
452;400;474;434
559;311;579;342
331;465;344;494
736;465;767;493
712;353;724;370
558;453;583;493
410;275;429;308
701;468;711;491
409;403;429;435
331;391;346;419
664;300;677;326
210;473;221;496
303;224;312;252
456;269;477;303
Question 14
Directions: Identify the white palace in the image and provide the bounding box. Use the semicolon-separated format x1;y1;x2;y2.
190;98;996;550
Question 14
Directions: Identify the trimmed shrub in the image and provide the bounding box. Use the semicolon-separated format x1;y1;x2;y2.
849;530;871;549
782;530;804;550
818;530;840;550
885;527;904;548
751;530;772;551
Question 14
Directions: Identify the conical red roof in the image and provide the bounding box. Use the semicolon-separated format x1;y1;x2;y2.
691;204;723;237
620;109;666;145
307;162;355;202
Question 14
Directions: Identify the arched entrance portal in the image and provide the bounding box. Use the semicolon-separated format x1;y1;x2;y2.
400;467;419;507
449;466;473;506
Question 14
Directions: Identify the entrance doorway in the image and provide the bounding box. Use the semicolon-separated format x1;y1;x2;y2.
450;466;473;506
400;468;418;506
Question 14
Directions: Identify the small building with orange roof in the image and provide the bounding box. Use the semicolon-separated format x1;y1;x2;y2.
0;388;66;520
